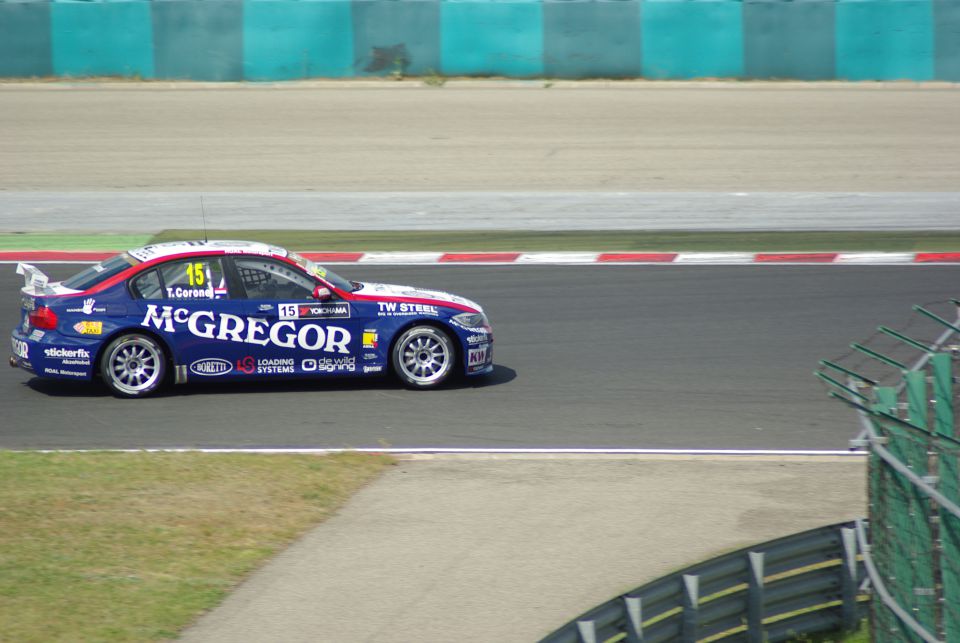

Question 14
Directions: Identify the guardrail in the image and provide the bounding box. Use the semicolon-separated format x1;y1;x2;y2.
539;520;867;643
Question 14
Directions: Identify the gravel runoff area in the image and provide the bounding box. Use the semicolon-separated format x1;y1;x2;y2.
179;456;867;643
1;82;957;192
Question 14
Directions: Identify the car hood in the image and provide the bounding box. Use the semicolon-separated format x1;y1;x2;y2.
352;282;483;313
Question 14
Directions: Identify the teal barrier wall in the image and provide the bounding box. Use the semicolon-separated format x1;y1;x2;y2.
51;1;153;78
152;0;244;80
744;0;836;79
836;0;933;80
642;0;743;79
936;0;960;80
0;2;52;77
352;0;440;76
542;0;642;78
1;0;959;81
442;0;543;77
243;0;353;80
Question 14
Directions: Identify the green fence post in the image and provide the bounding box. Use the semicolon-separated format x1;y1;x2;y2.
931;352;960;640
905;370;928;430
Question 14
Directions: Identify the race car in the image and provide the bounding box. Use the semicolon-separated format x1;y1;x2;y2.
9;240;493;397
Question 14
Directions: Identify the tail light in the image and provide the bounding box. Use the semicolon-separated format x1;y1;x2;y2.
28;306;58;330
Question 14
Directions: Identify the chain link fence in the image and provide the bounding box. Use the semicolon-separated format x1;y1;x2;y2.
817;299;960;643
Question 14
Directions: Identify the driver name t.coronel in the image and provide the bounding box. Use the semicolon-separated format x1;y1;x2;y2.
141;304;350;353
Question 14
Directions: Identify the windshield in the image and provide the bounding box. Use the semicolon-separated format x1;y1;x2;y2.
287;251;356;292
62;253;139;291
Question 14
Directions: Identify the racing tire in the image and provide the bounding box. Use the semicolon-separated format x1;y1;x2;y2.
392;326;455;390
100;333;167;398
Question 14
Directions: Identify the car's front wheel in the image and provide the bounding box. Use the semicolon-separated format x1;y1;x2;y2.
100;333;166;398
392;326;455;389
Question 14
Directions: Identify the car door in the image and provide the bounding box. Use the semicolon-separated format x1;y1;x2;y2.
132;255;242;378
230;256;361;377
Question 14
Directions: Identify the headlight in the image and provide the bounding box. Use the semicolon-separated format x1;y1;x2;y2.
452;312;490;329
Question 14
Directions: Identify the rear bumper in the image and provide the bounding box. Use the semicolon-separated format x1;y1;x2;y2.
10;329;97;381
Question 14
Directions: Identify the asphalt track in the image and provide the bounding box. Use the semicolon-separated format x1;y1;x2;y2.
4;263;957;450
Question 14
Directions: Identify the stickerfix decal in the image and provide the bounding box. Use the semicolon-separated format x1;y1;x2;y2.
466;334;488;345
140;305;351;354
44;347;91;366
302;356;356;373
377;302;439;317
189;358;232;377
11;338;28;359
73;321;103;335
66;298;106;315
278;302;350;320
363;330;378;349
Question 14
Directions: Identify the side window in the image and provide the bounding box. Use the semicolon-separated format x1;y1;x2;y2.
159;258;229;300
235;258;315;300
131;269;163;300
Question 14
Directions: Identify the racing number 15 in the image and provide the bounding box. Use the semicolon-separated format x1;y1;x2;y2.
186;262;205;287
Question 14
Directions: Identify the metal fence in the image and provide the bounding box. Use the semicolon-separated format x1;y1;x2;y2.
539;521;868;643
817;299;960;643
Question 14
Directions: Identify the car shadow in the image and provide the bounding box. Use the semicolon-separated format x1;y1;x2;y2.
24;364;518;398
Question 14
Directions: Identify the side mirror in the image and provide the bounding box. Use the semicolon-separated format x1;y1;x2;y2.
313;286;332;302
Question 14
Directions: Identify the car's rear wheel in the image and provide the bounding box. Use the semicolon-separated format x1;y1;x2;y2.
101;333;166;398
392;326;455;389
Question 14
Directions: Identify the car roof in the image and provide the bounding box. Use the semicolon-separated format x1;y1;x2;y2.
127;240;289;263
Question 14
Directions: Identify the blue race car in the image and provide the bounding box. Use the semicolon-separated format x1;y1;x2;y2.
9;240;494;397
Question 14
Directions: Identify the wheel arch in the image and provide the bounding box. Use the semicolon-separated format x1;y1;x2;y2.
388;318;463;376
93;327;175;379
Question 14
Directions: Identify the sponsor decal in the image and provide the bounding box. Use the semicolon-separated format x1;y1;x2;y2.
302;356;356;373
279;302;350;320
362;352;378;360
237;356;295;375
73;321;103;335
29;329;45;341
167;285;215;299
466;334;488;345
21;296;35;312
377;302;439;317
189;358;232;377
468;346;490;367
363;365;383;374
11;338;28;359
363;330;379;349
140;305;351;354
43;367;85;377
44;346;91;366
67;298;106;315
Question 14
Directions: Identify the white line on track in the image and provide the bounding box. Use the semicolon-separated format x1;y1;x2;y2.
18;447;867;457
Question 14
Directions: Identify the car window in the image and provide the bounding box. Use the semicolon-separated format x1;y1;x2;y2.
131;269;163;300
159;258;229;300
235;258;314;300
62;253;139;291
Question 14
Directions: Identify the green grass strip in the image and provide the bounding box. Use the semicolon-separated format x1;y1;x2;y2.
3;230;960;253
0;233;152;251
146;230;960;252
0;451;391;642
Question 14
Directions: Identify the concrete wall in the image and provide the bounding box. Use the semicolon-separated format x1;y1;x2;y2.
1;0;958;81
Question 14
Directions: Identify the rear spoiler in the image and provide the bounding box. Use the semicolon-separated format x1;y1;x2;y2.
16;262;57;295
